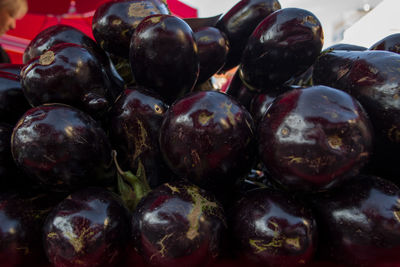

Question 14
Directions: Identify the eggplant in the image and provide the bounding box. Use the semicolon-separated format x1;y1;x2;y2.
159;91;256;194
313;50;400;181
240;7;323;91
216;0;281;71
258;85;373;192
131;180;226;267
230;188;317;266
11;104;116;192
310;175;400;266
92;0;170;58
129;14;199;104
43;187;131;267
21;43;114;120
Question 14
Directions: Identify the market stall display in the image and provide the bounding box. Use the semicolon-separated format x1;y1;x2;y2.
0;0;400;266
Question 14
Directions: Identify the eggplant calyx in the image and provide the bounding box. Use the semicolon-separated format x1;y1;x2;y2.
112;150;151;212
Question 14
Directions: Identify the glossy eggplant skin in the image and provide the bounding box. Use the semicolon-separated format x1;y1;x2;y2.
0;192;62;267
92;0;170;58
131;180;226;267
216;0;281;71
159;91;256;193
43;187;131;267
23;24;124;97
130;14;199;104
23;24;106;64
21;43;113;119
109;87;172;188
258;85;373;192
310;175;400;266
11;104;116;192
369;33;400;53
194;26;229;84
0;71;31;125
313;50;400;180
230;188;317;266
240;8;323;91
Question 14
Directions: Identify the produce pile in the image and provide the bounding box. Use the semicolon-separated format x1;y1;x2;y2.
1;0;400;266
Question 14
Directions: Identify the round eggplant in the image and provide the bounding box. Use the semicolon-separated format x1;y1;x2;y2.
159;91;256;193
92;0;170;58
11;104;116;192
21;43;114;119
131;180;226;267
43;187;131;267
258;85;374;192
216;0;281;71
310;175;400;266
240;7;323;91
230;188;317;266
130;14;199;104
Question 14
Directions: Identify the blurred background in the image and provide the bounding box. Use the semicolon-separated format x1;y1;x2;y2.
2;0;397;63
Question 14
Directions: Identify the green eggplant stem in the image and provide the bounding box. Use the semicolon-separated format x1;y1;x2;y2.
112;150;151;212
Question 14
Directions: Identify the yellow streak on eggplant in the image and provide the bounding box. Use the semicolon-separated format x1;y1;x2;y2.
198;112;214;126
186;186;218;240
165;183;180;194
150;233;174;261
47;232;58;239
112;19;122;26
284;156;304;164
285;237;301;249
328;135;342;150
65;227;95;253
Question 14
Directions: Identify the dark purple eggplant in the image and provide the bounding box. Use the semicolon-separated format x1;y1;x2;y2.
43;187;130;267
109;87;172;189
194;26;229;84
92;0;170;58
369;33;400;53
0;192;64;267
258;85;373;192
11;104;116;192
310;175;400;266
313;50;400;181
21;43;114;119
216;0;281;71
23;24;106;64
240;7;323;91
159;91;255;193
230;188;317;266
0;71;30;125
131;180;226;267
22;24;124;96
130;14;199;104
0;63;24;76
